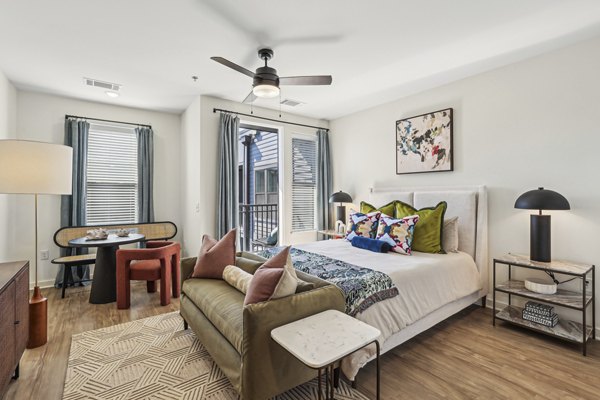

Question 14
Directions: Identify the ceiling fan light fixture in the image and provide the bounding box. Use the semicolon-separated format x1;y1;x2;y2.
253;84;280;98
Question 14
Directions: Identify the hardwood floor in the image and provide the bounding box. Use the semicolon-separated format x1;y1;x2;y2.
5;285;599;399
354;307;600;400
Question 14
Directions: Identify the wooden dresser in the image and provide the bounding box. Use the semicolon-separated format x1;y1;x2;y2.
0;261;29;398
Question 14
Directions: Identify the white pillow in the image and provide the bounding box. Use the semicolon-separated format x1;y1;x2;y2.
442;217;459;253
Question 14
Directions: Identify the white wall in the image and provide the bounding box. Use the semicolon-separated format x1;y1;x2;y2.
330;36;600;330
12;91;181;287
179;96;202;258
179;95;328;257
0;70;17;262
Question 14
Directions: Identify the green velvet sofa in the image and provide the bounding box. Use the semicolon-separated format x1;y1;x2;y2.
180;251;345;400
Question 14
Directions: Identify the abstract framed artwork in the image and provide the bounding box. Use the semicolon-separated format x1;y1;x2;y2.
396;108;453;174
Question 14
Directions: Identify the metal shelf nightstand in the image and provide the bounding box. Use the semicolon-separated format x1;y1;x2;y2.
492;253;595;355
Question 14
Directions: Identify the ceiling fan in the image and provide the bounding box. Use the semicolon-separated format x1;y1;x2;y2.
211;48;332;103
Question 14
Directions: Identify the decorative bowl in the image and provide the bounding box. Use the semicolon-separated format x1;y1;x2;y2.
525;277;557;295
86;228;108;240
116;229;130;237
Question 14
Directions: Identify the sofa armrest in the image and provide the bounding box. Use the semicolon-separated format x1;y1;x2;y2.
241;284;345;398
180;257;197;284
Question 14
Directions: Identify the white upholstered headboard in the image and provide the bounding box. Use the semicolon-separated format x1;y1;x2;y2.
369;185;488;296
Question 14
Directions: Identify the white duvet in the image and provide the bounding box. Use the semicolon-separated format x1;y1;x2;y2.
294;240;482;379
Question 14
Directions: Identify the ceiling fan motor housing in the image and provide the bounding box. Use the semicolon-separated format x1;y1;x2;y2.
254;66;279;88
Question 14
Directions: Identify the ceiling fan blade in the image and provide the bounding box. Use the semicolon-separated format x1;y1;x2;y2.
242;91;257;104
279;75;332;85
211;57;255;78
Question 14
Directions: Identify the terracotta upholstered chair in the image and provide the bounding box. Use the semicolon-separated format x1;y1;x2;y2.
116;241;181;309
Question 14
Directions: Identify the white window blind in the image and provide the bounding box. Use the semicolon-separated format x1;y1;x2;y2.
291;137;317;232
86;123;138;225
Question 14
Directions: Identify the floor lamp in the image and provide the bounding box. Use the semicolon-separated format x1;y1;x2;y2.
0;140;73;348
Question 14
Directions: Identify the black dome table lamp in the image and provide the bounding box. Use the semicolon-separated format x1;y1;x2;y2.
514;187;570;262
329;191;353;224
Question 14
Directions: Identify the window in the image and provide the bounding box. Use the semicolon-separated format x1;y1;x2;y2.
86;123;138;225
291;137;317;232
267;168;278;193
255;170;266;194
255;168;278;205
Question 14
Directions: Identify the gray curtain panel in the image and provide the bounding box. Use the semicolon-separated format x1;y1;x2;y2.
136;126;155;223
56;119;91;288
316;129;333;230
217;113;239;238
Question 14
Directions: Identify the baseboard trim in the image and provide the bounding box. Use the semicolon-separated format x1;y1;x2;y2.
30;274;94;290
30;279;58;290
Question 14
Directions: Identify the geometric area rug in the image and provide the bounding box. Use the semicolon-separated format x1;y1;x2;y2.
63;312;369;399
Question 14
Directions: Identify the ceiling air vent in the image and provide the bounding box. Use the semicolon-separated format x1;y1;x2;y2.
83;77;122;91
280;99;304;107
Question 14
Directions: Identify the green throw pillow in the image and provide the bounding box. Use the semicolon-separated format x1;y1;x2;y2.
360;200;396;217
394;201;447;254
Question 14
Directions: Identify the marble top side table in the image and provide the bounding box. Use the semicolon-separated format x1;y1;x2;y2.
272;309;381;399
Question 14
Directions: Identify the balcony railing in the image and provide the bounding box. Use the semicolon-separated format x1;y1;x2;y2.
239;203;278;252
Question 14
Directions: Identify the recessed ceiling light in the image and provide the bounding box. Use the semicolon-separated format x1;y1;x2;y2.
105;91;119;98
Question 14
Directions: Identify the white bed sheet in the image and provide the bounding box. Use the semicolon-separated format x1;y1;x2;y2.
294;240;482;379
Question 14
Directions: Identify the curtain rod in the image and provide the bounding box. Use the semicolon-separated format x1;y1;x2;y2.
212;108;329;132
65;115;152;129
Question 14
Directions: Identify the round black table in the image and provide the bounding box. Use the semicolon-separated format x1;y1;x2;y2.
69;233;145;304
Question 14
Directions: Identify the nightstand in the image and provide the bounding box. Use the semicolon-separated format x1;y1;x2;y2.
492;253;595;355
317;230;345;240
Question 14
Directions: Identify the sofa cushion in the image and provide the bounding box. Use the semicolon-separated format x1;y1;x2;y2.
182;278;244;353
235;255;264;275
244;246;297;305
295;279;316;293
192;229;236;279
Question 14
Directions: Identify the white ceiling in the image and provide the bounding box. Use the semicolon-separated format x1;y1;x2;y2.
1;0;600;120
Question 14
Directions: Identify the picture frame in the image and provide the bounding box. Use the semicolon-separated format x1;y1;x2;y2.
396;108;453;175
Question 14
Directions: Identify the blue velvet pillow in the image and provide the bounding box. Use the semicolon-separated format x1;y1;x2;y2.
351;236;391;253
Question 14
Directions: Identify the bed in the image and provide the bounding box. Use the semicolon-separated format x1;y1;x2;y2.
295;186;488;380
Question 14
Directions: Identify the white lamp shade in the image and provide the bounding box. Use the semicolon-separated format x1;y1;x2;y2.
0;140;73;195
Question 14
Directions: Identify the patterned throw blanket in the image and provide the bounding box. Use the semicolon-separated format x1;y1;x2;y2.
257;247;399;316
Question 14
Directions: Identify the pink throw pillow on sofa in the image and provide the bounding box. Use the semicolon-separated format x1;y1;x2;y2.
244;246;297;305
191;229;236;279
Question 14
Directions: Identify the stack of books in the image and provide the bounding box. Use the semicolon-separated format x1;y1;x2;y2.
522;301;559;327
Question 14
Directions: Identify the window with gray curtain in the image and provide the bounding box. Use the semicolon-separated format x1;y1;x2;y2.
81;123;154;225
136;126;154;223
316;129;332;230
56;118;91;287
217;113;239;238
86;123;139;225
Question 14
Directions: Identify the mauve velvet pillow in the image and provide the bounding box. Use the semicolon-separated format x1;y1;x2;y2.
191;228;236;279
244;246;297;305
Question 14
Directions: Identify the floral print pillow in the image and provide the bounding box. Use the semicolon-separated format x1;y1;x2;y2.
346;211;381;241
375;213;420;255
